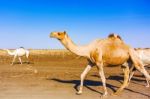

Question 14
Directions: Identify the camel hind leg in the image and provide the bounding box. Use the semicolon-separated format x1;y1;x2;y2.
128;66;136;83
146;78;150;87
129;48;150;81
25;51;30;64
129;70;150;87
112;62;129;96
128;71;135;83
129;64;149;87
18;57;22;64
11;55;17;65
97;62;108;96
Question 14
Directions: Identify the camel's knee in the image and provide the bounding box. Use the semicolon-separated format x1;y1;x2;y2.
26;54;29;58
80;65;91;80
101;77;106;83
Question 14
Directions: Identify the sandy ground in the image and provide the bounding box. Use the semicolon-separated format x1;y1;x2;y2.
0;54;150;99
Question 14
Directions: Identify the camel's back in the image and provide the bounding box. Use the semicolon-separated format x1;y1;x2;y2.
16;48;26;56
99;38;130;65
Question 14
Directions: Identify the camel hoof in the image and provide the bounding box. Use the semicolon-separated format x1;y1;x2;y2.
111;92;120;96
76;91;82;95
100;94;108;99
34;69;38;74
111;93;118;96
146;85;149;88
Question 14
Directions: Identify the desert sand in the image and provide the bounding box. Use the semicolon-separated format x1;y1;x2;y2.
0;49;149;99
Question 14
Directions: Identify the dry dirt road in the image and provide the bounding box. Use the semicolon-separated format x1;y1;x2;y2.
0;55;150;99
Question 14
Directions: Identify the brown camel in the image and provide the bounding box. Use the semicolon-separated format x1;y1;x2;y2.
50;31;150;96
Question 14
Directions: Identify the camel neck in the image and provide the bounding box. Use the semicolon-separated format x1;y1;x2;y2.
6;49;15;56
61;36;89;57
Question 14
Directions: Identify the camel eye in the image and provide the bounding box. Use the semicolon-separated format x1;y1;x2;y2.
58;33;61;35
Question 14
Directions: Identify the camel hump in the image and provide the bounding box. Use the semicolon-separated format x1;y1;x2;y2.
108;33;122;40
144;48;150;50
20;47;24;49
134;48;141;50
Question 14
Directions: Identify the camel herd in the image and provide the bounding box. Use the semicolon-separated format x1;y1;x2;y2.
3;31;150;97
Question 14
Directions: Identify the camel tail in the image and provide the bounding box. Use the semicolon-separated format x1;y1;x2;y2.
129;48;150;80
26;50;30;59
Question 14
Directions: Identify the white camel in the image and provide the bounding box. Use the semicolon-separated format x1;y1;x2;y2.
129;48;150;87
4;47;30;65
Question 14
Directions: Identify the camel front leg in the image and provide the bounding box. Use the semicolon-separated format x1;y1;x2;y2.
97;63;108;96
11;55;17;65
18;57;22;64
76;63;93;95
113;63;129;95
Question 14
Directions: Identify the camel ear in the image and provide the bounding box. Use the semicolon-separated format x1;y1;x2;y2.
64;31;66;34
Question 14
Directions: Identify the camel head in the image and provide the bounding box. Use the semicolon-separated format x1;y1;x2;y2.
50;31;68;40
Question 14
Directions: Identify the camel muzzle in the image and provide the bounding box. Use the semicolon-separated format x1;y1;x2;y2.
50;33;55;38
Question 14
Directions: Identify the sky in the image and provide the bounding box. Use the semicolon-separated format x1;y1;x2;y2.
0;0;150;49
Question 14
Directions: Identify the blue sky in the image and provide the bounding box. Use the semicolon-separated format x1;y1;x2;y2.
0;0;150;49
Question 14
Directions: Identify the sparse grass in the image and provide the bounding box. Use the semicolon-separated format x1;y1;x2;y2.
30;49;73;57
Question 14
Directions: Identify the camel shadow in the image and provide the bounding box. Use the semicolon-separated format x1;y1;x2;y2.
13;61;33;65
49;78;150;97
49;78;118;95
91;74;124;84
23;61;33;64
99;75;150;97
108;75;148;88
92;74;146;85
49;74;150;97
108;75;146;82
